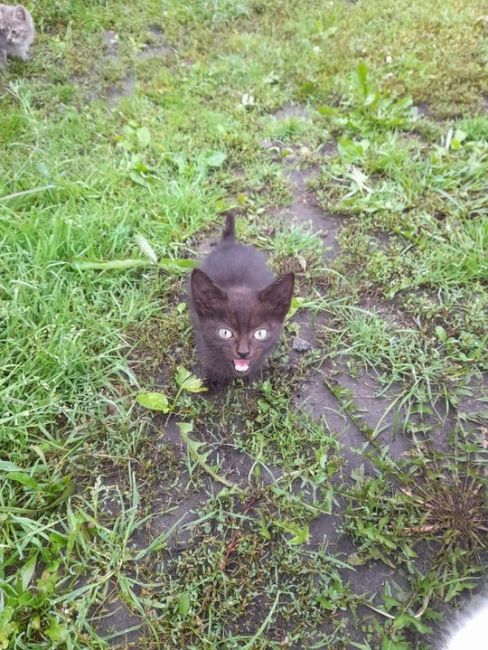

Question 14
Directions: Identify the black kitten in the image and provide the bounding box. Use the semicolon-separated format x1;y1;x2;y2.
189;215;294;382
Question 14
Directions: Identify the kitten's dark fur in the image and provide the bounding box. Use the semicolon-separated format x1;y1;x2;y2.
189;215;294;383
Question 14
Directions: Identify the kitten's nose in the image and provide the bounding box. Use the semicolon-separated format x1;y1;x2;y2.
237;350;249;359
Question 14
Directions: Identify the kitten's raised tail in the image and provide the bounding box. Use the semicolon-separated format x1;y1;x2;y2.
222;213;236;243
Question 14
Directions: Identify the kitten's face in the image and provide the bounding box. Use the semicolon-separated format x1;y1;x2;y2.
191;270;294;377
0;5;29;45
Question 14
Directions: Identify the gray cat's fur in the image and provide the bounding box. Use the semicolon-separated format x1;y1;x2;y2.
0;4;34;67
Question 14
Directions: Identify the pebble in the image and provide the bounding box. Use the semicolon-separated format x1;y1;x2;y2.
292;337;312;352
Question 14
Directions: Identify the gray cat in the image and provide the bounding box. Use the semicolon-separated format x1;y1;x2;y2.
0;4;34;68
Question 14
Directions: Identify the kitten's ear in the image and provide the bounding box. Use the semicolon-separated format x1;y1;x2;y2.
259;272;294;320
191;269;227;317
15;6;27;20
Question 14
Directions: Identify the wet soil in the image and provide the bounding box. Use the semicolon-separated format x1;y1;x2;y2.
73;26;175;105
96;596;143;648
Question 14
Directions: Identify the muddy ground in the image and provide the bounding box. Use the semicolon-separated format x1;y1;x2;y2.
77;27;488;650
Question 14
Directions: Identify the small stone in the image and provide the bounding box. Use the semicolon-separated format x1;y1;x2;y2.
292;337;312;352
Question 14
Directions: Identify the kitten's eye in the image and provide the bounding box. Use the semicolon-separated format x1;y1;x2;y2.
218;328;233;339
254;329;268;340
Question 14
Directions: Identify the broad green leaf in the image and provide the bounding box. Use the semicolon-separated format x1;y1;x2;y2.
349;166;370;192
288;523;309;545
274;520;309;545
317;594;337;611
450;129;467;151
177;422;208;461
205;151;227;168
136;392;170;413
175;366;207;393
445;579;477;601
435;325;447;342
395;613;431;634
0;607;17;644
337;138;369;162
30;615;41;630
45;619;68;643
177;421;193;436
129;170;150;187
0;607;14;627
6;472;39;489
178;591;191;615
37;569;58;596
19;553;37;590
137;126;151;148
0;460;23;472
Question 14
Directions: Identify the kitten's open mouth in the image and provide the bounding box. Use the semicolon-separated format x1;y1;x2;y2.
233;359;250;373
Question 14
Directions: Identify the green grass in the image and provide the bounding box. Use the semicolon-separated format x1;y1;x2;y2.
1;0;487;647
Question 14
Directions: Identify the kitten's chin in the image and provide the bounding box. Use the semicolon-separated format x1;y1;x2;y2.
233;359;250;373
